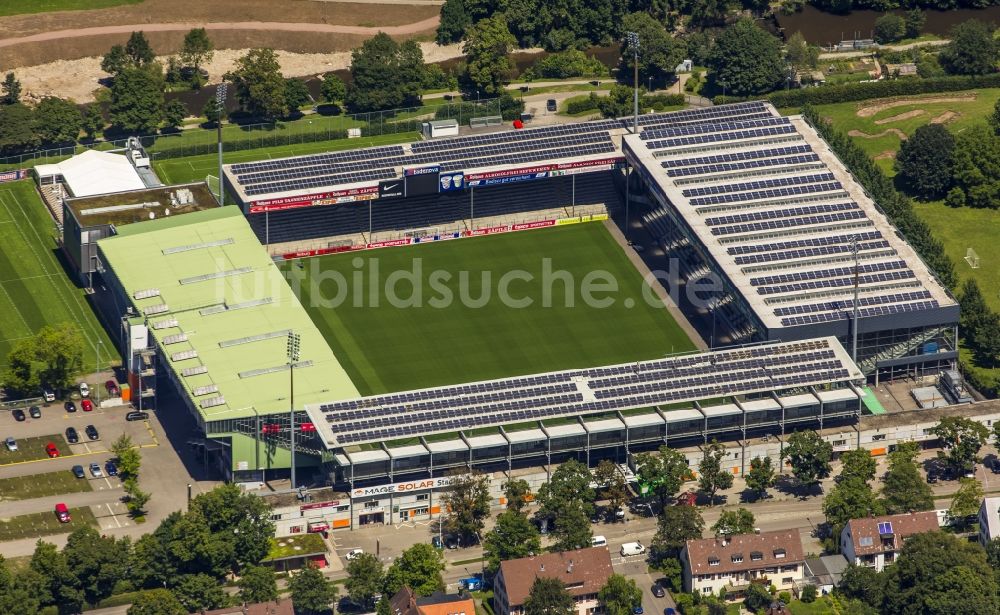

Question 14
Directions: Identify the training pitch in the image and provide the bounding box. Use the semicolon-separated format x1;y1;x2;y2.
284;223;697;396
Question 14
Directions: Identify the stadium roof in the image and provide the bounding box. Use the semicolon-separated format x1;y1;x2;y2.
307;336;863;448
65;182;218;228
624;101;956;333
223;119;628;208
35;149;146;198
97;207;359;422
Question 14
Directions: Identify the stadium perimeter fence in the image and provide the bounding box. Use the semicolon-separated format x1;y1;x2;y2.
0;98;503;171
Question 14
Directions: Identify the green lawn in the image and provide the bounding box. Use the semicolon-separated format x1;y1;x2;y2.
0;181;115;371
0;470;93;501
0;434;71;465
284;223;697;395
153;132;420;185
0;507;97;542
787;596;844;614
0;0;141;15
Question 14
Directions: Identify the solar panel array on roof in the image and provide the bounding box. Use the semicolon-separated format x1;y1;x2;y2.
315;338;857;445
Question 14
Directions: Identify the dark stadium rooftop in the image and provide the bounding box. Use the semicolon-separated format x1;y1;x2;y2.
65;182;219;227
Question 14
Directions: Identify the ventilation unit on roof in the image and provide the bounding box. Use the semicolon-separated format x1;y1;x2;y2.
161;333;188;345
219;329;292;348
143;303;169;316
133;288;160;300
153;318;178;330
179;266;253;285
162;237;234;255
192;384;219;396
171;350;198;362
199;396;226;409
181;365;208;377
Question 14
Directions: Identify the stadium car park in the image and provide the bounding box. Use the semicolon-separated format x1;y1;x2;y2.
0;102;947;530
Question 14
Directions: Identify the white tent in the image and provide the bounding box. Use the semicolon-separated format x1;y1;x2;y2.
35;149;145;198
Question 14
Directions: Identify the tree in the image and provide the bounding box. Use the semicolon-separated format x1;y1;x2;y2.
873;14;906;44
948;476;984;524
289;563;338;615
882;442;934;514
952;124;1000;208
346;552;384;607
711;508;755;536
172;573;228;612
880;531;999;615
634;446;690;509
536;459;595;521
347;33;425;113
2;335;41;393
130;530;177;590
82;104;105;139
382;543;445;597
33;323;84;391
63;526;129;605
905;9;925;39
785;31;818;71
598;574;642;615
895;123;955;199
443;472;492;545
110;67;164;134
523;576;575;615
960;278;991;340
785;430;833;487
822;476;884;536
320;73;347;105
237;565;278;604
125;31;156;67
30;539;81;611
650;505;704;564
594;459;617;489
503;478;531;512
2;72;20;104
463;14;516;96
127;589;186;615
188;483;275;569
839;448;877;483
35;96;82;145
226;48;287;121
484;509;541;572
745;456;775;500
111;434;140;479
437;0;471;44
550;500;594;552
743;582;773;612
163;99;187;131
931;416;989;475
618;12;687;86
698;440;733;505
284;78;311;114
708;19;784;96
838;564;884;609
800;584;818;603
124;478;152;516
180;28;213;71
604;473;629;517
940;19;998;75
101;45;130;76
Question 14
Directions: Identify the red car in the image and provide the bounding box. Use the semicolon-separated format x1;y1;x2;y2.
45;442;60;458
55;503;71;523
81;399;93;412
105;380;120;396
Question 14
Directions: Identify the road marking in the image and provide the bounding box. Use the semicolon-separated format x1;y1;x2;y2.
103;477;113;490
106;503;122;528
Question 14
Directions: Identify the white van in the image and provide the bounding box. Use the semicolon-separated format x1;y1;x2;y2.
591;535;607;547
620;541;645;556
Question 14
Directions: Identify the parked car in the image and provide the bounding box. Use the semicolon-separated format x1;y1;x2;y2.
546;98;557;112
105;380;120;396
89;463;103;478
432;536;443;549
81;399;93;412
4;436;17;452
633;607;643;615
72;465;85;479
29;406;41;419
85;425;99;441
345;549;364;561
64;401;76;413
79;382;90;398
620;542;645;556
105;460;118;477
66;427;79;444
125;411;149;421
45;442;60;458
652;584;665;598
12;408;25;421
55;503;71;523
42;389;55;402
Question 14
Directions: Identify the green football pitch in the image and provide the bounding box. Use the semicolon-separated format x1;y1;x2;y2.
284;223;698;395
0;180;114;371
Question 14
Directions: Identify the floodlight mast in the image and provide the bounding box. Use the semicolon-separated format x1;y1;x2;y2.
851;236;860;364
625;31;640;135
216;83;227;206
287;332;301;489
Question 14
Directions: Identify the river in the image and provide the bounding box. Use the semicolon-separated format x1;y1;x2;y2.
775;4;1000;44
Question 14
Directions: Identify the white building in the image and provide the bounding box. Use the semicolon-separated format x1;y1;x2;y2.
840;511;939;572
978;497;1000;547
680;530;805;599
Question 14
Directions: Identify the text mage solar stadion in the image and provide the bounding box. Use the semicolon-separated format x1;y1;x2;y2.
306;337;864;448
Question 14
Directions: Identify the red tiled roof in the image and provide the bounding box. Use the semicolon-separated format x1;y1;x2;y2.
684;530;804;576
203;599;294;615
498;547;613;608
845;511;938;556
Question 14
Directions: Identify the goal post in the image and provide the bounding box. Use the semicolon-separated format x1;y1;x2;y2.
965;247;981;269
205;174;221;202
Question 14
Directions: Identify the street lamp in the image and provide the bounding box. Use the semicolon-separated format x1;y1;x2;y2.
287;332;301;489
216;83;227;206
721;80;727;104
625;31;640;134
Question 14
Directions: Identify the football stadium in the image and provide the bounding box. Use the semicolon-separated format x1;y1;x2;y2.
87;102;957;523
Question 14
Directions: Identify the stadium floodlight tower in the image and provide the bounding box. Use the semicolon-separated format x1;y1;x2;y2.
287;331;301;490
850;236;860;364
216;83;227;206
625;31;640;135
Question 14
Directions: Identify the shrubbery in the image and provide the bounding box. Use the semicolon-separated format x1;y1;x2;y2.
523;50;608;80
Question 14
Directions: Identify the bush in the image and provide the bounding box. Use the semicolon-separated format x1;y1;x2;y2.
566;93;600;115
874;14;906;44
779;591;792;603
643;93;685;110
766;72;1000;107
523;50;608;80
800;584;818;603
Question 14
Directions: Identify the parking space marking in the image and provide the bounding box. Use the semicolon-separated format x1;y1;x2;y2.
0;447;111;467
106;503;122;528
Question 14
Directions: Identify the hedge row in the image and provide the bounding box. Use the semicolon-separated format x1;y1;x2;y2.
708;72;1000;107
566;94;600;115
150;128;352;160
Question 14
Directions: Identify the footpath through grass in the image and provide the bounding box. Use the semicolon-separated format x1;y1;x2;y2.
0;470;93;501
0;507;97;542
286;223;697;395
154;132;420;185
0;181;115;371
0;0;141;16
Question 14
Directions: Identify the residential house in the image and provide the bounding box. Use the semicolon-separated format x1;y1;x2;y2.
203;599;294;615
679;530;805;599
494;547;613;615
978;496;1000;547
803;555;849;595
390;587;475;615
840;511;939;572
